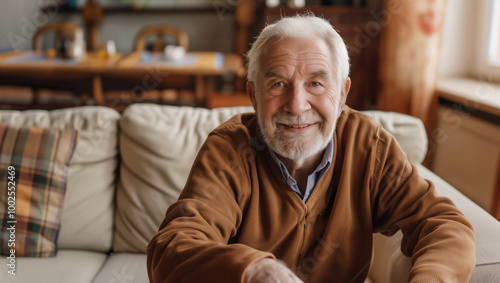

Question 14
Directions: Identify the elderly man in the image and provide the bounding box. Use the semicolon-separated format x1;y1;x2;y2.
147;15;475;282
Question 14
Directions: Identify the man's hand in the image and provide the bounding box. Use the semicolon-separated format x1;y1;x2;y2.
245;258;305;283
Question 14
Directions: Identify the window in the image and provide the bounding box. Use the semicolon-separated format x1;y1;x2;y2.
473;0;500;82
487;0;500;65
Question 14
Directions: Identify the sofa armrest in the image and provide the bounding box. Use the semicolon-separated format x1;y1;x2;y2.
368;164;500;283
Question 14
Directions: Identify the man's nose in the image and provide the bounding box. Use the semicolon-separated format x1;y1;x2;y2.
283;85;311;116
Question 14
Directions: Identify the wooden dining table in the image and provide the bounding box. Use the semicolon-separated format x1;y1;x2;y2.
0;50;245;106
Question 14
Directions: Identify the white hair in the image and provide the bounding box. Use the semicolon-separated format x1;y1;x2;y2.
246;14;350;87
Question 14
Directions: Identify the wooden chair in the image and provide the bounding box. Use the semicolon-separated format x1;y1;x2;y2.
0;23;84;109
32;22;83;51
101;25;193;109
134;25;189;52
30;22;88;107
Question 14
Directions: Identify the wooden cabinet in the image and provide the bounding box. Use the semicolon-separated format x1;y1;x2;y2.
258;6;380;110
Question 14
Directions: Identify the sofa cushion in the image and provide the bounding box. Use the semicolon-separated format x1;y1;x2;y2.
92;253;148;283
0;124;78;257
0;106;121;253
470;264;500;283
368;164;500;283
114;104;254;253
0;250;107;282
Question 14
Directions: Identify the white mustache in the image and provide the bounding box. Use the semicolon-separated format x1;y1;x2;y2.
272;112;322;125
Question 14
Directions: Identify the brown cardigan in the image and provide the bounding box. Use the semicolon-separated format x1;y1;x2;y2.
147;107;475;283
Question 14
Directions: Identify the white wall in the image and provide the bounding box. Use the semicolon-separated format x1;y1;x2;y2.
0;0;47;50
0;0;236;53
438;0;478;78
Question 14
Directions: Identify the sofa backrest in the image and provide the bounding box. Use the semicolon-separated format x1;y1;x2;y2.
113;104;256;252
113;104;428;253
0;106;120;253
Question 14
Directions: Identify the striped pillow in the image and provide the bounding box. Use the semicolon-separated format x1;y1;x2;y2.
0;123;78;257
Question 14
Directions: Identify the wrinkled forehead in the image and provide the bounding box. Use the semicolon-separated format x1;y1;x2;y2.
259;36;335;77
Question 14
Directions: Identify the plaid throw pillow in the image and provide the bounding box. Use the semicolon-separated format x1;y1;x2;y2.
0;123;78;257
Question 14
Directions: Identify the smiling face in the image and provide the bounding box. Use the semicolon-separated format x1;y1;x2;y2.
247;36;350;161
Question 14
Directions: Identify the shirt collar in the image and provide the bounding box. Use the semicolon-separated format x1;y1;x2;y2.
267;137;334;198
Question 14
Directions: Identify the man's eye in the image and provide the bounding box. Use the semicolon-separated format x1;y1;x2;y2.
272;81;284;88
311;81;321;87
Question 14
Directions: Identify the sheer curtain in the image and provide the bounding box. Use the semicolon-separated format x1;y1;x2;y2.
377;0;447;133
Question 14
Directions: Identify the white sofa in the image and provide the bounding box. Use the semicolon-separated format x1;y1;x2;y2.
0;104;499;283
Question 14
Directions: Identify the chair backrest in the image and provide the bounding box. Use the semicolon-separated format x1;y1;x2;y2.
32;22;82;51
134;25;189;52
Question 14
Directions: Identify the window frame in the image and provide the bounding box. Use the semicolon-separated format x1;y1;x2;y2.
472;0;500;83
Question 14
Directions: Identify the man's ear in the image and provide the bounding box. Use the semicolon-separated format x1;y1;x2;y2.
246;81;257;110
341;77;351;105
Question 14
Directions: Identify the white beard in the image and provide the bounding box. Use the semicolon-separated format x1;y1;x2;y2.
258;108;338;161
